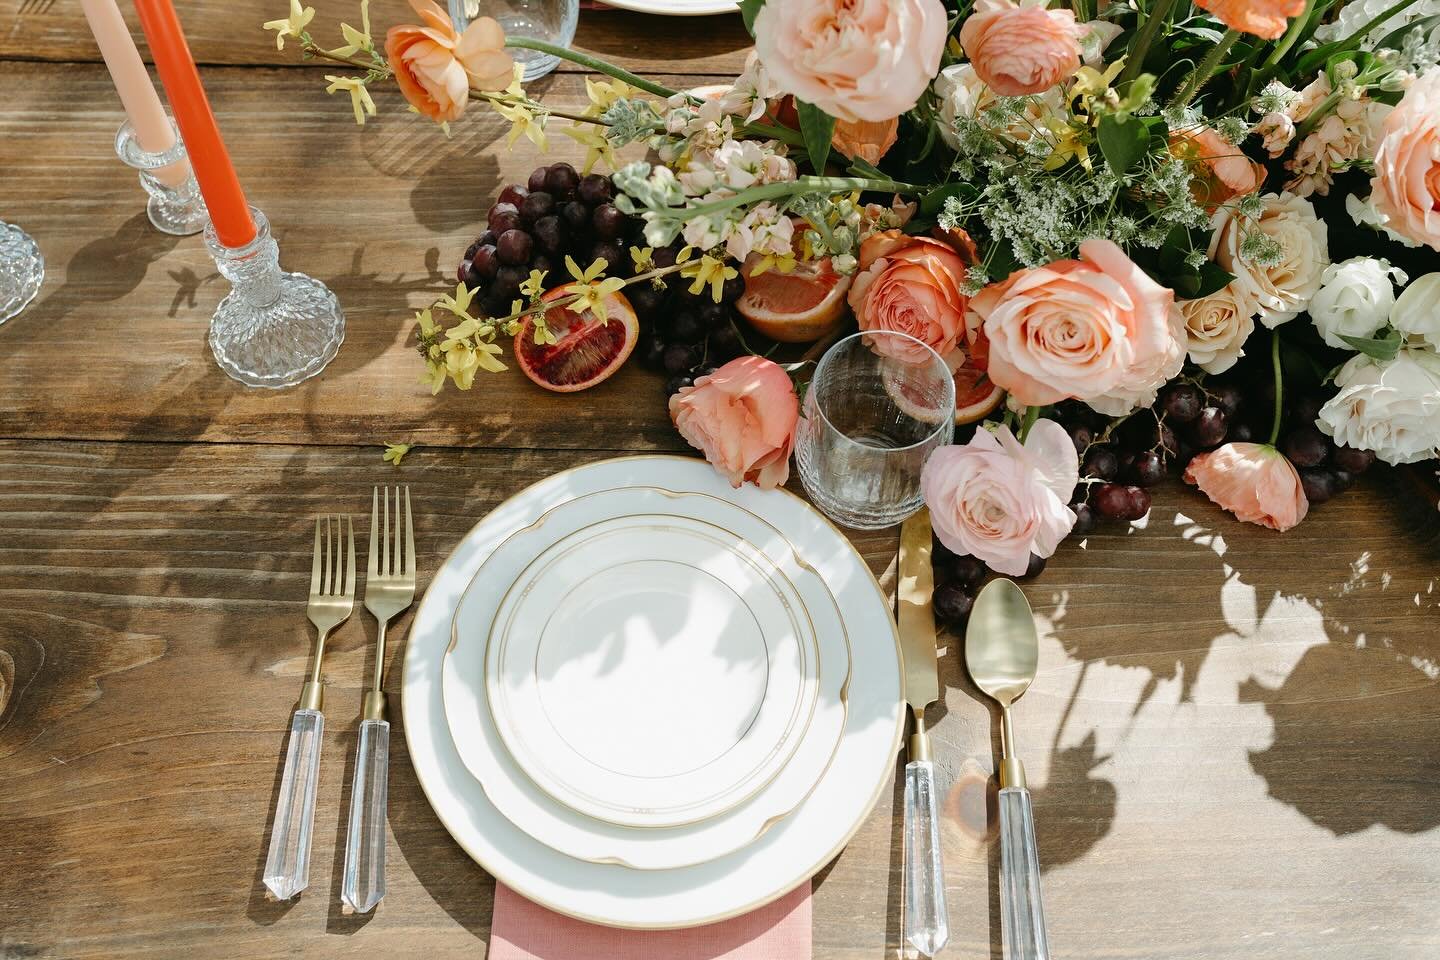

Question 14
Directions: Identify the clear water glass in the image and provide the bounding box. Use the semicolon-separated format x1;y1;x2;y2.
451;0;579;81
795;331;955;529
0;219;44;325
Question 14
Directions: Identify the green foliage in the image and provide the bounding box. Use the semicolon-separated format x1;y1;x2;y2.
796;100;836;174
736;0;765;35
1097;114;1149;175
920;182;978;217
1340;328;1404;362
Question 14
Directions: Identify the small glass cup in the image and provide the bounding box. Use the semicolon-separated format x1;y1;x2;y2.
451;0;579;81
795;331;956;529
0;219;44;325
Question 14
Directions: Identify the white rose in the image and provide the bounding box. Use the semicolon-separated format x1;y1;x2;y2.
934;64;989;149
1210;192;1330;329
1317;349;1440;464
1389;272;1440;349
1309;257;1408;348
1180;283;1257;373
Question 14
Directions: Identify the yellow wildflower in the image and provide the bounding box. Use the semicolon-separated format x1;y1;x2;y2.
421;357;448;394
324;75;376;126
560;123;615;174
437;282;478;321
496;101;548;151
681;254;739;302
629;246;655;274
382;442;412;466
584;77;635;116
328;0;373;56
747;253;797;277
563;255;626;322
415;307;439;338
520;269;548;301
263;0;314;50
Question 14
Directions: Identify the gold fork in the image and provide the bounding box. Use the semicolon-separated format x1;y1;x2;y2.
340;487;415;914
263;515;355;902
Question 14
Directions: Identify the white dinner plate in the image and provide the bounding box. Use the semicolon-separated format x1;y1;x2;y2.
486;497;817;827
406;456;903;929
444;486;851;869
600;0;738;16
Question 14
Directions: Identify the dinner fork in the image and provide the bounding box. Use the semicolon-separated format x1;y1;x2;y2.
341;487;416;914
263;515;355;902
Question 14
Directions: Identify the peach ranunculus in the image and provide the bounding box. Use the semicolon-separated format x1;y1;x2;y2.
848;230;973;367
752;0;948;123
1170;126;1267;208
920;419;1079;576
1183;442;1309;531
958;0;1086;97
1371;66;1440;252
385;0;513;123
669;356;799;489
831;116;900;165
1194;0;1304;39
967;238;1182;410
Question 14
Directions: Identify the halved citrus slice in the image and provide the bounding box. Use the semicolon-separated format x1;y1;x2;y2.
952;361;1004;425
734;254;853;344
516;287;639;392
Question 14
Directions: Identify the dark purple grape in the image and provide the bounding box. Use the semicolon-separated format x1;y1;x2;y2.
496;228;533;266
699;300;728;328
578;173;614;206
1132;450;1165;487
1191;407;1228;447
628;284;666;320
1292;393;1325;427
709;324;743;360
1209;383;1244;418
592;203;626;240
527;167;550;193
1022;554;1047;579
1282;425;1329;467
664;374;694;395
1124;485;1151;521
545;162;580;199
531;254;554;276
652;244;680;269
456;259;472;285
1153;421;1179;457
1333;445;1375;473
663;343;699;375
639;334;667;371
721;273;747;304
932;536;959;569
492;265;526;300
532;215;566;257
520;191;555;224
1071;502;1096;536
1299;468;1335;504
470;244;499;280
590;240;624;272
951;554;987;588
463;239;483;262
933;582;975;625
488;202;521;234
560;200;590;234
1083;447;1119;481
481;288;509;317
1228;421;1255;443
476;229;497;248
1094;483;1131;520
668;311;705;345
498;183;529;207
1160;383;1204;423
1070;425;1094;456
1331;468;1355;491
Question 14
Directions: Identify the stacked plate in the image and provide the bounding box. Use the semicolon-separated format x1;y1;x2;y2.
403;456;904;928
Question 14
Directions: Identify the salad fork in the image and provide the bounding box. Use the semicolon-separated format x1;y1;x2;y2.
341;486;416;914
264;514;355;901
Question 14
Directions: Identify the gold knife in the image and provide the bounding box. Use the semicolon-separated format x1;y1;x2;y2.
897;507;949;955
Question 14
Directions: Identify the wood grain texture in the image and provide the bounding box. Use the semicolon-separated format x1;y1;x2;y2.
1;441;1438;959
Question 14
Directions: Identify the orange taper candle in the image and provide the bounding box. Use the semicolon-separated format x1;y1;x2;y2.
131;0;256;248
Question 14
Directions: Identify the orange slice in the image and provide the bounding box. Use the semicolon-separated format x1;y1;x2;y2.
734;254;853;344
516;288;639;393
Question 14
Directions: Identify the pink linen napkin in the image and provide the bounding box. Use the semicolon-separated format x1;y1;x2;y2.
489;882;812;960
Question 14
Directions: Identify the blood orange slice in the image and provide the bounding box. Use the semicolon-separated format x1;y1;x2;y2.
734;254;853;344
516;287;639;392
952;361;1004;425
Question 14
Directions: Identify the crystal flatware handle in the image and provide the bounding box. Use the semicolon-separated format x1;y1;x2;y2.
999;785;1050;960
341;718;390;914
904;759;950;956
263;708;324;901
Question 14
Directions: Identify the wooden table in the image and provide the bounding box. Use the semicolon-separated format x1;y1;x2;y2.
1;4;1438;958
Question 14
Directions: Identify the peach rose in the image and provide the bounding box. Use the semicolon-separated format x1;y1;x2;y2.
753;0;947;123
1371;66;1440;252
669;356;799;489
831;116;900;165
958;0;1085;97
1170;126;1267;208
386;0;513;123
1194;0;1304;39
920;419;1079;576
848;231;972;366
967;239;1181;409
1183;442;1309;531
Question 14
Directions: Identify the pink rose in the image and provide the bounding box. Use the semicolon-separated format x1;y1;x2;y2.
849;231;972;367
968;239;1182;409
669;356;799;490
1183;442;1309;531
1170;126;1267;209
1194;0;1305;39
1371;66;1440;252
920;419;1079;576
959;0;1085;97
753;0;947;123
386;0;514;123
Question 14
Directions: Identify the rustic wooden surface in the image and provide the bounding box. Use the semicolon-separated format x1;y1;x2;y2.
2;6;1439;960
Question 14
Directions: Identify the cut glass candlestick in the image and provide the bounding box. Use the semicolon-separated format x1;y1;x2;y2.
205;207;345;389
0;220;44;325
115;118;208;237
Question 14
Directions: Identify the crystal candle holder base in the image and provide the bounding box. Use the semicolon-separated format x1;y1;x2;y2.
115;119;209;237
0;220;44;325
205;208;344;389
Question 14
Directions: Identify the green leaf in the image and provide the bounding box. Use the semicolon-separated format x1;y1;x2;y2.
736;0;765;34
796;99;836;174
920;182;977;217
846;156;888;181
1340;328;1403;362
1097;114;1148;176
1192;261;1235;299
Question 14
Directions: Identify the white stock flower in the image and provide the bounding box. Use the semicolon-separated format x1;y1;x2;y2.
1318;349;1440;464
725;203;794;261
722;51;779;123
1389;272;1440;348
1309;257;1407;348
1255;111;1296;157
1209;193;1330;328
1180;283;1257;373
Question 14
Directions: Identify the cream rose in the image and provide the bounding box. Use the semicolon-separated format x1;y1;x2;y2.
1180;284;1257;374
1309;257;1407;348
1389;272;1440;349
1209;192;1329;328
933;63;1060;148
753;0;947;123
1370;66;1440;251
1317;350;1440;465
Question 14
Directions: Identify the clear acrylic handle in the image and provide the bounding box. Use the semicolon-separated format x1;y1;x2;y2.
904;759;949;956
263;708;324;901
341;718;390;914
999;786;1050;960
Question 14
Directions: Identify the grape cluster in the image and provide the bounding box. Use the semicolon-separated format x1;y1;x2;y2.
456;162;643;320
928;539;1047;631
631;244;749;396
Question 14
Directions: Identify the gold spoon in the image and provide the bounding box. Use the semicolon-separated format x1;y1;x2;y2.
965;578;1050;960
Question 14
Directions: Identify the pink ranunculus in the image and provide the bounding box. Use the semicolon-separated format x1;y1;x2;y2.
1183;442;1309;531
669;356;799;489
967;239;1181;409
1371;66;1440;252
752;0;947;123
849;231;972;367
921;419;1079;576
830;116;900;165
1170;126;1268;209
1194;0;1305;39
386;0;513;123
959;0;1085;97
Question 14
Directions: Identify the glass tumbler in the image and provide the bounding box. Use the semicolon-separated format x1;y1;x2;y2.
795;331;956;529
451;0;579;81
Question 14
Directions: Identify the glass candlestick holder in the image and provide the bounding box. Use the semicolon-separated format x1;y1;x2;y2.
115;119;209;237
0;220;44;325
205;207;345;389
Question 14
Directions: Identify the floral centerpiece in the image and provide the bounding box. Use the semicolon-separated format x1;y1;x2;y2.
270;0;1440;616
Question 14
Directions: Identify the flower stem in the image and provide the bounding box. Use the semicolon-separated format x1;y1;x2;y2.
1260;0;1319;72
1019;404;1041;443
503;37;683;99
682;175;922;220
1267;330;1284;446
1171;29;1241;108
1120;0;1182;89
